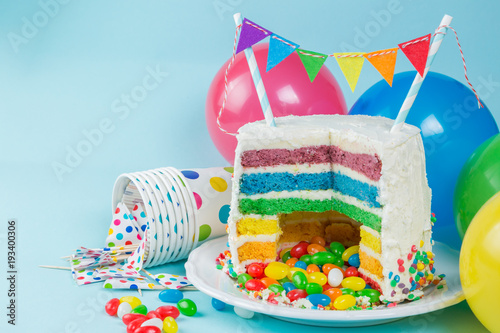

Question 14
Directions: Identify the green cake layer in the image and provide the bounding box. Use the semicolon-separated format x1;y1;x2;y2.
239;197;382;232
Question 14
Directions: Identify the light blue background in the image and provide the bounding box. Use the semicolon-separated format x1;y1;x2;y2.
1;1;497;332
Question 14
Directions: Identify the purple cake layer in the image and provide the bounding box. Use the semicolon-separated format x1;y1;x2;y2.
240;145;382;181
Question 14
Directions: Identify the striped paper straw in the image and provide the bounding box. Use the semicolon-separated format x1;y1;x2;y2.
391;14;453;133
233;13;276;127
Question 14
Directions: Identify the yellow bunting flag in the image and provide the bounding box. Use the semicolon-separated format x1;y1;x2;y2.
364;48;398;86
333;52;366;92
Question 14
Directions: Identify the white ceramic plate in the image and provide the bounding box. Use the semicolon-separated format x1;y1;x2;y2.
185;236;464;327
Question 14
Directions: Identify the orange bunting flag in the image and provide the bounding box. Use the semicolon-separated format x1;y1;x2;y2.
398;34;431;77
364;48;398;86
333;52;366;92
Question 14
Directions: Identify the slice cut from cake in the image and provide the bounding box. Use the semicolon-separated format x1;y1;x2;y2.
227;115;434;303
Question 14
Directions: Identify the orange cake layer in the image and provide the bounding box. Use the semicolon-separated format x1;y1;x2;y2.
359;249;383;278
238;241;277;262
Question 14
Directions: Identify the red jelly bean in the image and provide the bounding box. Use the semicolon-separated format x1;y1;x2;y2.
127;318;147;333
345;266;359;277
291;242;309;259
155;306;180;320
287;289;308;302
123;313;147;325
247;263;264;278
322;283;333;292
133;327;161;333
146;311;162;320
105;298;120;316
245;279;266;291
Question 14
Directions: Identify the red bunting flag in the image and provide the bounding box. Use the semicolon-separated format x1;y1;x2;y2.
398;34;431;77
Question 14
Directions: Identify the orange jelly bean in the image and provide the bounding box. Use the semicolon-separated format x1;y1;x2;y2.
306;264;320;274
285;258;298;268
307;244;326;255
310;236;326;247
323;287;343;303
260;277;279;288
322;264;344;277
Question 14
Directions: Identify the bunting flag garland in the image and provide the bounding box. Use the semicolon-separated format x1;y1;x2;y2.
333;52;366;92
398;34;431;76
267;34;299;72
236;18;271;54
364;48;399;86
296;49;328;82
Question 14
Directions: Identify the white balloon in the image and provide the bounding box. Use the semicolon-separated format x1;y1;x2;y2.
116;302;132;319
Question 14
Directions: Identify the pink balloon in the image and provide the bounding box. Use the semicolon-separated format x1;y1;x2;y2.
206;43;348;164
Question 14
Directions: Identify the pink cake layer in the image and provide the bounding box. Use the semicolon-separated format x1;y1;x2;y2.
240;145;382;181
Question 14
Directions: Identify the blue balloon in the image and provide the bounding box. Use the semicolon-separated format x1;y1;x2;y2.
349;71;498;245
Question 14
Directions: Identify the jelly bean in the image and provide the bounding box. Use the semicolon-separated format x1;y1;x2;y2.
323;288;343;303
306;264;320;274
322;264;344;276
291;242;309;258
279;247;292;259
141;318;163;330
341;288;356;296
177;299;197;316
322;283;333;292
159;289;183;303
282;251;293;263
117;302;133;319
332;256;344;268
330;242;345;257
127;318;147;333
327;268;344;288
133;327;161;333
294;260;308;270
348;253;360;267
264;262;290;280
247;263;264;278
234;306;254;319
285;257;298;267
341;245;359;262
287;267;307;280
105;298;120;316
277;276;291;284
269;284;285;296
287;289;307;302
237;273;253;285
307;244;326;254
305;282;323;295
306;293;331;307
341;276;366;291
356;289;381;303
162;317;178;333
311;251;335;266
131;305;148;315
245;279;266;291
307;272;327;286
333;294;357;310
260;277;279;288
211;298;226;311
310;236;326;246
345;266;359;277
120;296;142;309
156;306;180;320
291;271;308;289
146;311;162;320
282;282;297;293
123;313;147;325
299;254;313;265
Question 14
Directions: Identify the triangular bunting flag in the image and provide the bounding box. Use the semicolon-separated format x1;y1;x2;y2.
333;52;366;92
296;49;328;82
398;33;431;77
364;48;398;86
266;34;299;72
236;18;272;54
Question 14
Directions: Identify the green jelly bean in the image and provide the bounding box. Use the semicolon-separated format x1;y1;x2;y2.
177;299;197;316
330;242;345;257
332;256;344;268
341;288;356;296
282;251;292;263
130;304;147;315
299;254;313;265
311;252;335;266
356;289;381;303
237;273;252;285
305;282;323;295
269;284;285;295
278;276;291;284
292;271;308;290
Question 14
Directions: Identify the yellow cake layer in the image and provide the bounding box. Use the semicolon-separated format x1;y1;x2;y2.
359;249;383;278
238;241;277;262
359;226;381;254
237;217;280;236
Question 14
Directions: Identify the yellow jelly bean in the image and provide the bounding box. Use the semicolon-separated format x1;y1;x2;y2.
307;272;327;286
341;245;359;262
119;296;141;309
417;263;425;271
341;277;366;291
333;294;357;310
264;262;290;280
287;267;308;280
279;247;293;259
163;316;179;333
426;273;434;281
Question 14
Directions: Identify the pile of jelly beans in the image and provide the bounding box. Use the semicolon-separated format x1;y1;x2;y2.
237;237;381;310
105;291;197;333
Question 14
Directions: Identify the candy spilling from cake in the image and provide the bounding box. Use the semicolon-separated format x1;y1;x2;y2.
218;114;447;310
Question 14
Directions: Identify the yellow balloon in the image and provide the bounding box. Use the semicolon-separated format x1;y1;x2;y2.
460;191;500;333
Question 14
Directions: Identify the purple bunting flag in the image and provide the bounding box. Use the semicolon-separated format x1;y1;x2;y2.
236;18;272;54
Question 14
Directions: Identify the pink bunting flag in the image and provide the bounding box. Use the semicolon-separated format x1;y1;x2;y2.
398;34;431;77
236;18;271;54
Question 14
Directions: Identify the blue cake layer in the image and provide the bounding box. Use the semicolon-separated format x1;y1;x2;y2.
240;171;380;208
